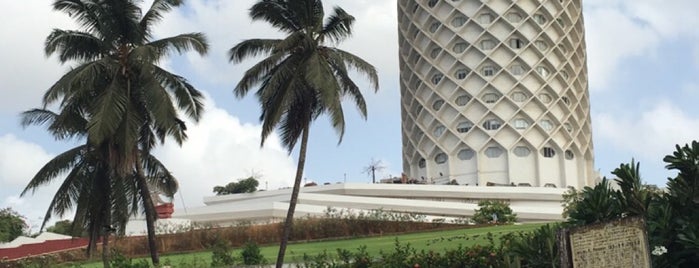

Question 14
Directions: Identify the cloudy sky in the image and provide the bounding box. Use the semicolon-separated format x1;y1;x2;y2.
1;0;699;228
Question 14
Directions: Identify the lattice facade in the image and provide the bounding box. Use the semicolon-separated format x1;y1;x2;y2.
398;0;594;188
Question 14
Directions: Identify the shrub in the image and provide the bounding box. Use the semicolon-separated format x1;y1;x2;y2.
240;241;265;265
505;224;561;268
351;245;372;268
472;200;517;224
210;237;235;267
109;249;150;268
298;235;510;267
298;250;338;268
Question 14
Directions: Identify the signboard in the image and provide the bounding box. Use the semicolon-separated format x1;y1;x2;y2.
567;217;651;268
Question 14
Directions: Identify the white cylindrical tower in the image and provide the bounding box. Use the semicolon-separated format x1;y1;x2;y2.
398;0;594;188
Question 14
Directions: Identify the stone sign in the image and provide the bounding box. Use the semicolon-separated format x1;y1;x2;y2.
568;217;651;268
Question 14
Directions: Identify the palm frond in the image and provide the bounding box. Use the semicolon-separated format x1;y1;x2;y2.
153;66;205;122
326;48;379;91
304;52;345;142
320;7;354;44
109;101;144;174
139;72;186;145
38;161;90;230
53;0;104;36
324;50;367;118
42;58;110;106
234;51;287;98
276;90;315;151
101;0;143;45
21;145;87;196
257;57;305;146
141;153;178;198
110;174;135;233
21;106;89;140
86;78;128;145
45;29;104;63
20;109;59;128
228;39;281;63
250;0;300;33
52;101;90;139
140;0;184;37
145;33;209;59
287;0;324;32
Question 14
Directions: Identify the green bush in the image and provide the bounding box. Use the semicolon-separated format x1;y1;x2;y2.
505;224;560;268
109;249;150;268
297;235;509;267
210;237;235;267
299;250;338;268
472;200;517;224
377;239;418;267
566;141;699;267
240;241;265;265
351;245;372;268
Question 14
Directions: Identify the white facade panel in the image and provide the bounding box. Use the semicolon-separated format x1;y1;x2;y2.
399;0;594;189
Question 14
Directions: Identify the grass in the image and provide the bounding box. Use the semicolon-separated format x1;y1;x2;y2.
66;223;544;267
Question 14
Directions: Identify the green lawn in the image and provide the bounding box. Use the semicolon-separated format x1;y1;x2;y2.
66;223;544;267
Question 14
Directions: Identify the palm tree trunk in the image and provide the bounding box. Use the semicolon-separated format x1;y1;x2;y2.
101;168;112;268
87;224;98;259
135;156;160;266
102;208;111;268
275;126;310;268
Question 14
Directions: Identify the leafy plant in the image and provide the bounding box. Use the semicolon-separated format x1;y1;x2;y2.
351;245;372;268
210;237;235;267
241;241;265;265
566;178;622;225
561;187;582;220
472;200;517;224
505;224;560;268
213;176;260;195
109;249;150;268
377;239;418;267
299;250;338;268
654;141;699;266
612;160;657;217
0;207;28;242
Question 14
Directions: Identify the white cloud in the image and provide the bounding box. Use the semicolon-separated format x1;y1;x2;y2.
584;8;660;91
0;134;54;186
151;0;400;97
0;134;62;231
584;0;699;90
153;97;297;209
152;0;284;86
595;100;699;159
0;100;298;223
0;1;75;114
625;0;699;38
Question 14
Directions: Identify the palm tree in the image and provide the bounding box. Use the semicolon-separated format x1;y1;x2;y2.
39;0;208;265
20;108;179;267
229;0;379;266
612;160;654;217
566;178;622;225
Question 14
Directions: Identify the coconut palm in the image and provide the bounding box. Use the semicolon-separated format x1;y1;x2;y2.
20;108;179;267
39;0;207;264
229;0;378;266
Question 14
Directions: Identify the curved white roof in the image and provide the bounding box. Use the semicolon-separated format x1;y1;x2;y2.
174;183;566;225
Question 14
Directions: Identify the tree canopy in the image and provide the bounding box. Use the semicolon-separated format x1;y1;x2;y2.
25;0;207;265
229;1;379;266
213;177;260;195
0;208;27;242
46;219;87;237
